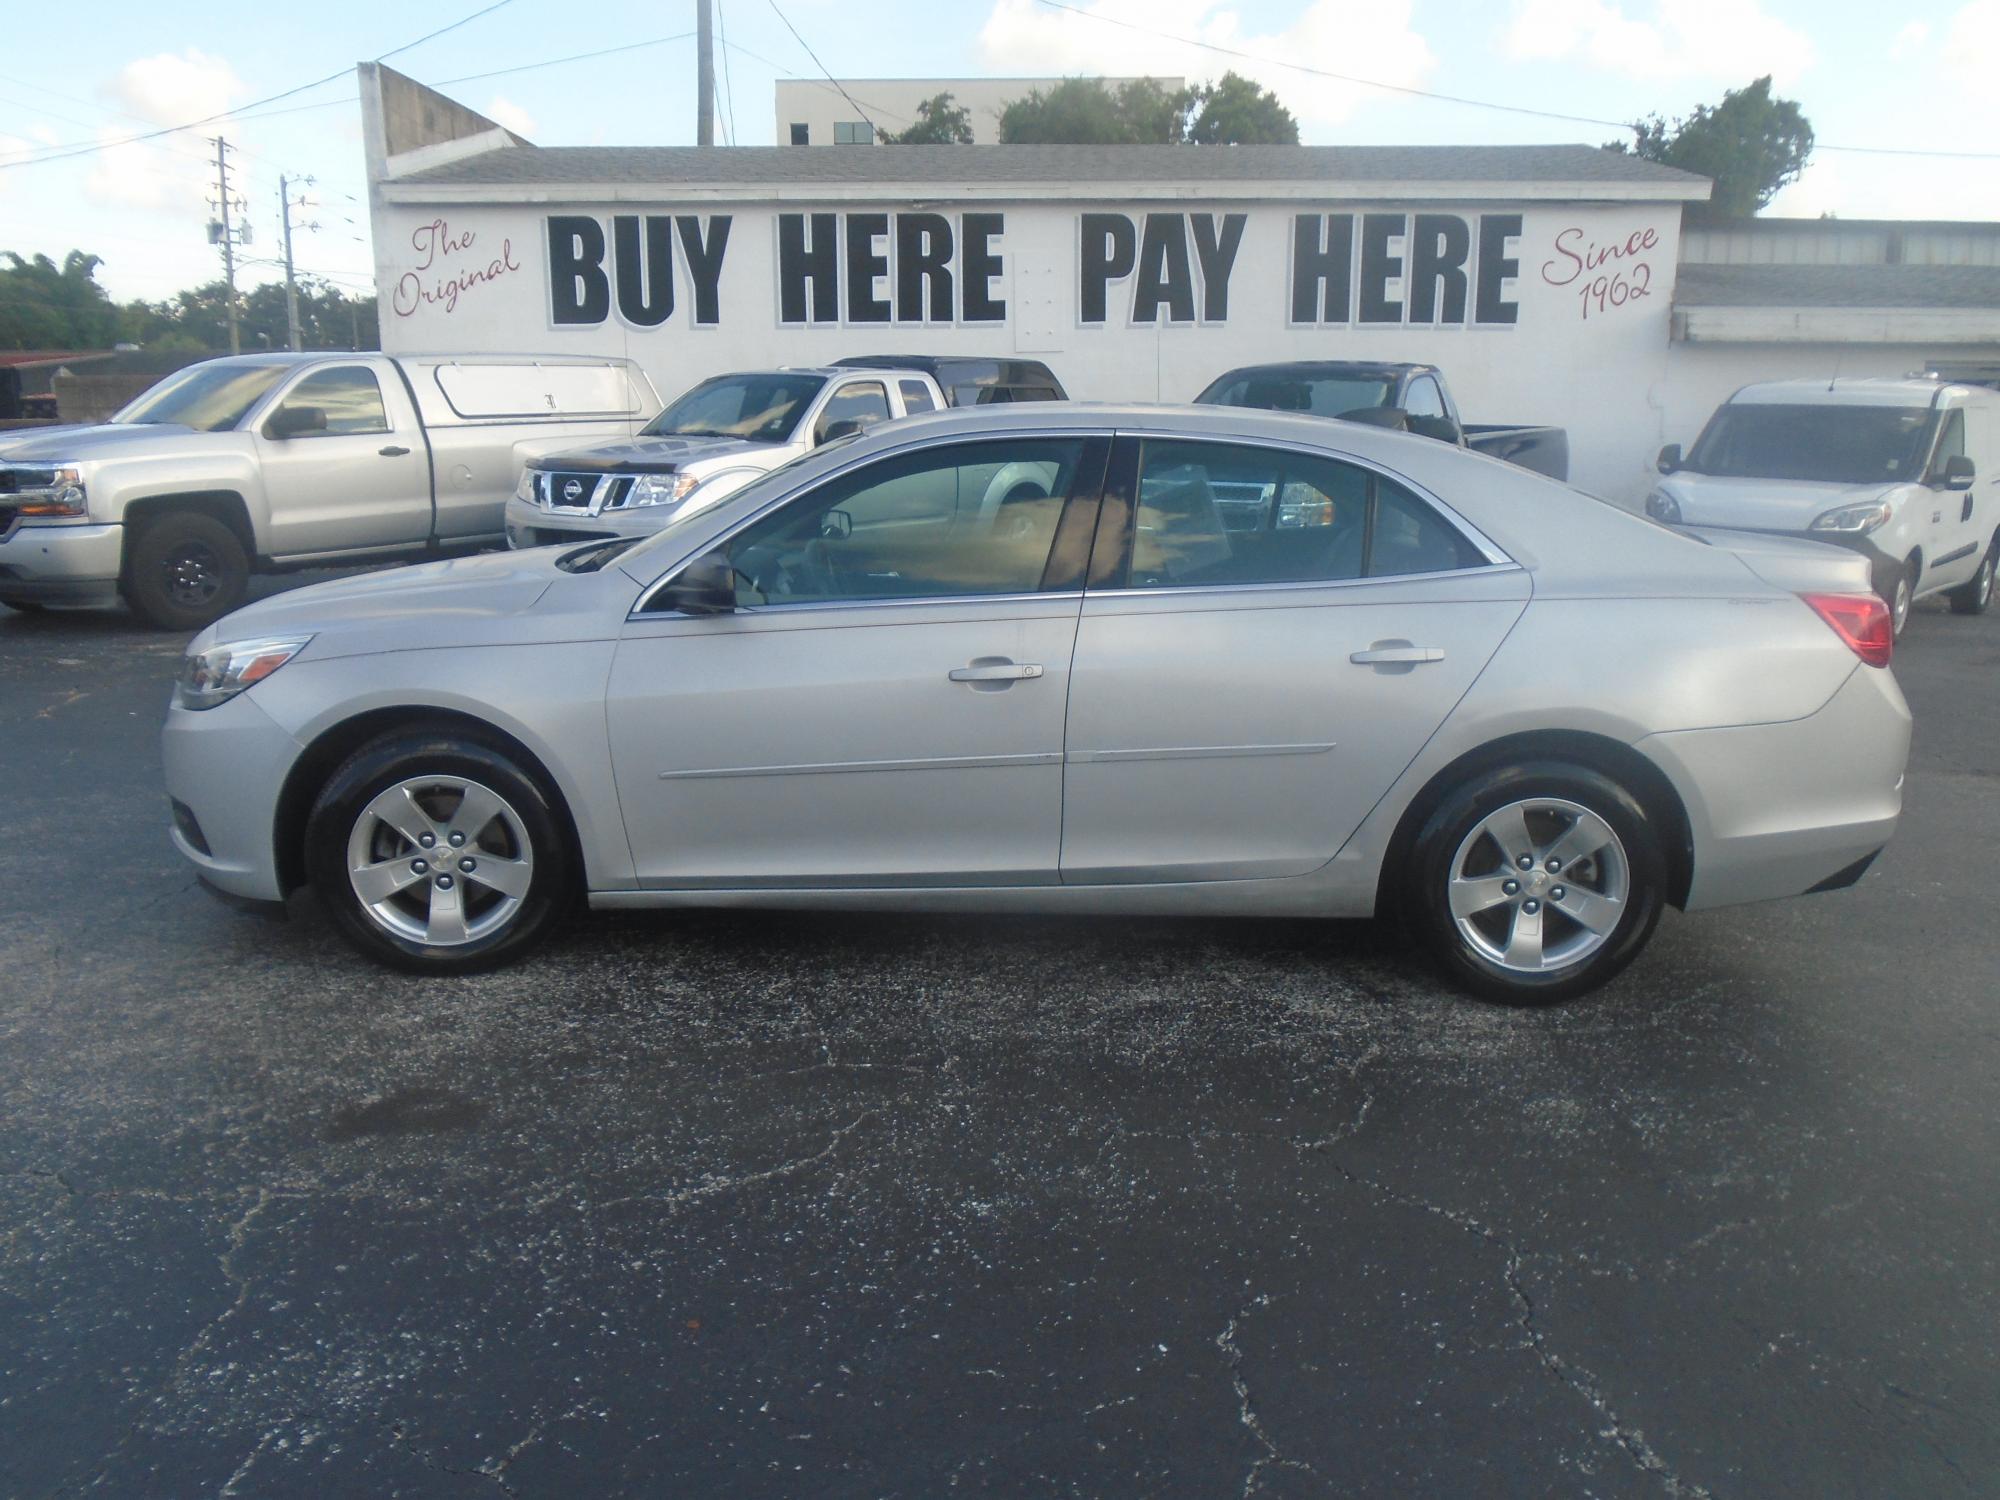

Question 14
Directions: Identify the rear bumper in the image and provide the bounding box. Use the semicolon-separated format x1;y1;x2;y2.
1640;663;1911;911
0;522;124;603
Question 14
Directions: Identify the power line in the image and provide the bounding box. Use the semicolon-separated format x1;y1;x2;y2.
434;31;694;88
717;0;738;146
1029;0;2000;162
765;0;875;135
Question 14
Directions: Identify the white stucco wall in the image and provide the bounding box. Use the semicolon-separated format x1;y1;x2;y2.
375;188;1691;503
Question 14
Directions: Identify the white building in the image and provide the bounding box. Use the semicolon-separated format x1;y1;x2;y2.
361;65;2000;507
773;77;1183;146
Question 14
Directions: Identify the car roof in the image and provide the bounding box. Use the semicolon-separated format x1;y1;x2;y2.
1208;361;1433;382
1729;376;1970;407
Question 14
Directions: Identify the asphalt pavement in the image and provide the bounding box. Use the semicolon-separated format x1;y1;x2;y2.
1;582;1995;1498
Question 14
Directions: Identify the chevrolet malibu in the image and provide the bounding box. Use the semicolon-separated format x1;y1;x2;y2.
163;405;1911;1004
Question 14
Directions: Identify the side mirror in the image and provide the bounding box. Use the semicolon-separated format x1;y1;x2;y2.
658;548;736;615
1336;406;1409;430
818;416;865;445
1406;414;1462;445
266;405;327;439
1939;454;1976;491
1657;443;1682;475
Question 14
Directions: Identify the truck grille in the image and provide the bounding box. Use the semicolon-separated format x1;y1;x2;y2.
537;473;634;513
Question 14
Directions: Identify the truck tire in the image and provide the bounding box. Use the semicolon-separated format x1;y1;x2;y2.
122;511;249;631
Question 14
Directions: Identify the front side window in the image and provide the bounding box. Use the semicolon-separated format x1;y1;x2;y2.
725;438;1088;605
898;379;937;414
1404;376;1446;419
644;373;826;444
814;380;891;443
271;367;390;436
116;361;289;432
1687;404;1937;485
1124;440;1482;589
1929;408;1966;480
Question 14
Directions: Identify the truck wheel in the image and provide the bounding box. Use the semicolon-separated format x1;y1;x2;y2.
1404;761;1666;1006
122;511;249;631
1948;537;1996;616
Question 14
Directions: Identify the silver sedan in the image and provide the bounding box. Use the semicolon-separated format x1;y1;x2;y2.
162;404;1911;1003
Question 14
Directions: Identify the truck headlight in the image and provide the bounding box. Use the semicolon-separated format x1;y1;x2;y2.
1810;501;1892;535
625;473;702;508
1645;489;1682;524
17;466;88;518
515;470;540;503
177;635;314;711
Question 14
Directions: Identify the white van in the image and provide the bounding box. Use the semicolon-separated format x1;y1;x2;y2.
1649;377;1999;633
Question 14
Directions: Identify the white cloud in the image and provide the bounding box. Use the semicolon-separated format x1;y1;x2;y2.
102;48;245;128
1888;20;1931;59
1943;0;2000;96
976;0;1437;132
1503;0;1815;87
484;95;538;139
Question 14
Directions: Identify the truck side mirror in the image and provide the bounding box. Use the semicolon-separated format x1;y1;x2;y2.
1938;454;1976;491
658;549;737;615
266;405;327;439
1406;414;1462;444
1336;406;1409;431
818;416;864;445
1657;443;1682;474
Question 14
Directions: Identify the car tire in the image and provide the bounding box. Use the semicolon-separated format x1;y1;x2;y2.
122;510;250;631
1405;760;1666;1006
1885;557;1917;638
1948;537;1996;616
305;729;573;974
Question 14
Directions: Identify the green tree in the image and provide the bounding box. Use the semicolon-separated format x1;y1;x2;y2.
0;251;124;350
1608;75;1813;221
883;92;974;145
1184;72;1299;145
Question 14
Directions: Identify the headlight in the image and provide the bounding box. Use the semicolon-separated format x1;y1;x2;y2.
15;466;88;518
1645;489;1682;524
176;635;314;711
1810;501;1892;535
514;469;539;503
625;472;702;508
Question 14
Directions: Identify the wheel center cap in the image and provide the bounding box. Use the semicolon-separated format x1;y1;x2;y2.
1528;870;1551;894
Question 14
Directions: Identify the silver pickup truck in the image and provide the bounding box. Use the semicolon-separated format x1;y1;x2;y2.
0;351;661;629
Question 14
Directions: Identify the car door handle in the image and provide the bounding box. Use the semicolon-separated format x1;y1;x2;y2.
949;662;1043;682
378;445;411;457
1349;644;1444;665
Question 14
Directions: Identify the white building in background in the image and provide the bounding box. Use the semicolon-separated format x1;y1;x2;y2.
360;65;2000;508
773;76;1183;146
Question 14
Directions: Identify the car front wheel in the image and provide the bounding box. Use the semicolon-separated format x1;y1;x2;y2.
1407;761;1666;1005
1949;536;1996;616
305;731;572;973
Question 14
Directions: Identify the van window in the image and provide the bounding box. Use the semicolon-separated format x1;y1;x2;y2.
1687;403;1935;485
433;363;641;419
1929;408;1966;480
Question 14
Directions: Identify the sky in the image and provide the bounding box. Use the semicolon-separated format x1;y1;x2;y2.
2;0;1996;305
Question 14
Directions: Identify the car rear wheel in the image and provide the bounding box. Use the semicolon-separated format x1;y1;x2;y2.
305;731;572;973
122;510;249;631
1948;537;1996;616
1406;762;1666;1005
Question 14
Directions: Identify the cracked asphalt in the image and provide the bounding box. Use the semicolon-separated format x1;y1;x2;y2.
2;582;1995;1498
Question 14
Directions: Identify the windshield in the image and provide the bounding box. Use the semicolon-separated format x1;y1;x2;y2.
642;373;826;443
115;362;291;431
1686;403;1937;485
1197;371;1395;419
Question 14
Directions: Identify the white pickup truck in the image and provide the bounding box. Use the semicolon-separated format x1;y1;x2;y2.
0;351;661;629
506;366;945;549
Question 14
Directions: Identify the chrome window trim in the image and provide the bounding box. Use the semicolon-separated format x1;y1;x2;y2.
1082;561;1525;603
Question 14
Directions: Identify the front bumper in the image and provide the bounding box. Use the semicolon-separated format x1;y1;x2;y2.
161;688;303;902
0;522;124;605
1641;663;1911;911
504;495;671;550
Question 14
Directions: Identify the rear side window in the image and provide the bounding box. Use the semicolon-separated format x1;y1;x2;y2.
433;363;641;419
898;379;937;414
1123;439;1483;589
271;366;389;436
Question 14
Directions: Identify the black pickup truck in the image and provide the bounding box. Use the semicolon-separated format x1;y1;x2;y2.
1195;361;1569;481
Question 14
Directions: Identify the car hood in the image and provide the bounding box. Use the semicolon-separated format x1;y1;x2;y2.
1662;473;1903;531
534;433;781;473
0;422;200;461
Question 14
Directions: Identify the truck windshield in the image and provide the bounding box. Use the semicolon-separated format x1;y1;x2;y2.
1198;372;1394;419
1685;404;1936;485
115;362;291;432
643;373;826;444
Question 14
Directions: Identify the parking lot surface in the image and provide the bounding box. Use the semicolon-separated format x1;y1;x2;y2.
2;584;1995;1498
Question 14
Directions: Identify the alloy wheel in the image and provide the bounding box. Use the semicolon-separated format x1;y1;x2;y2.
1446;796;1631;973
344;775;534;946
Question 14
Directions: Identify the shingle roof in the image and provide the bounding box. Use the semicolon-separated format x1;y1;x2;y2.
1675;263;2000;309
394;142;1708;191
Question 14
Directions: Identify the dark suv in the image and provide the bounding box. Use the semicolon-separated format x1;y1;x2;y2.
834;355;1067;408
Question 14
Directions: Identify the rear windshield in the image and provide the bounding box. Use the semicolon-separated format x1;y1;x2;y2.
644;373;826;443
1686;403;1936;484
115;362;290;431
1197;372;1394;420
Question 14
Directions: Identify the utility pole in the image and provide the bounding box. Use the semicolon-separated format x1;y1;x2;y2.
277;175;316;351
696;0;715;146
210;137;241;354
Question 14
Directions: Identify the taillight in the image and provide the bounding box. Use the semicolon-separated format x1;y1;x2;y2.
1800;592;1893;668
